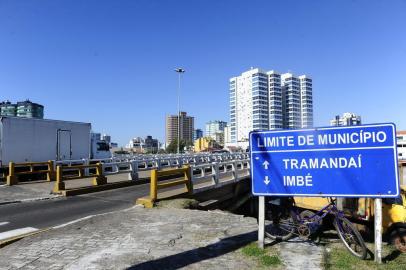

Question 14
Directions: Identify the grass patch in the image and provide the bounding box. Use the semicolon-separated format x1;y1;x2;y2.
241;242;282;268
324;243;406;270
155;198;198;209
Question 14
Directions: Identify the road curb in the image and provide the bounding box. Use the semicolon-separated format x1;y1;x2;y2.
0;196;61;206
0;228;51;248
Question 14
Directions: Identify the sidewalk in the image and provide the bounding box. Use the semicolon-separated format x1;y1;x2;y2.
0;206;260;270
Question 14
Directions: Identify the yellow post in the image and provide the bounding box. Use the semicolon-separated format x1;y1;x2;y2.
93;163;107;186
47;160;55;181
6;162;17;186
151;169;158;201
53;165;65;193
184;165;193;194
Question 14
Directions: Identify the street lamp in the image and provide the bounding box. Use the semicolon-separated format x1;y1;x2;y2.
175;68;185;154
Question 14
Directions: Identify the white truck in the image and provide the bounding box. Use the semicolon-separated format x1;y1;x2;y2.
0;117;111;167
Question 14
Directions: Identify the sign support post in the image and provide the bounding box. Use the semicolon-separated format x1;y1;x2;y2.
258;196;265;249
374;198;382;264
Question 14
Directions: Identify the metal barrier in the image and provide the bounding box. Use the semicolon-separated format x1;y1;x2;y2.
101;160;139;180
190;159;250;193
52;163;106;193
6;160;55;186
136;166;192;208
2;153;250;186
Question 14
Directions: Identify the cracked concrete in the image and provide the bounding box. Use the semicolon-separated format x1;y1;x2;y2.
0;206;260;270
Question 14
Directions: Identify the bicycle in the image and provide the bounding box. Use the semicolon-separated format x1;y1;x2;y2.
265;197;367;259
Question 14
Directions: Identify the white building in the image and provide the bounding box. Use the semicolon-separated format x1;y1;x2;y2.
229;68;313;148
205;120;227;139
330;113;361;126
397;131;406;160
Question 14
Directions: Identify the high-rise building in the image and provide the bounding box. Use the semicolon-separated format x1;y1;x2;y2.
330;113;361;126
0;100;44;119
193;129;203;141
16;100;44;119
205;120;227;138
229;68;313;147
0;101;17;117
165;111;194;145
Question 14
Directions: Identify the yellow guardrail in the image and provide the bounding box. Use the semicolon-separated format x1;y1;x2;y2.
52;163;107;193
137;165;192;208
6;161;55;186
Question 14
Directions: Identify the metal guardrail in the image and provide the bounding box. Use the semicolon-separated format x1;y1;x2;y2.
52;163;106;193
3;153;250;186
136;159;251;208
136;166;193;208
191;159;250;193
6;160;55;186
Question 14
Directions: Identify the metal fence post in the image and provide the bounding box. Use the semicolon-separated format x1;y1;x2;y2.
258;196;265;249
374;198;382;264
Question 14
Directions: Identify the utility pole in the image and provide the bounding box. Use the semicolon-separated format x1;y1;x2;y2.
175;68;185;154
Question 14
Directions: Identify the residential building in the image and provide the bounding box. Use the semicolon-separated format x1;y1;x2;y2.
144;135;159;153
0;100;44;119
229;68;313;148
330;113;361;126
194;137;220;152
224;125;231;145
165;111;194;145
16;100;44;119
205;120;227;138
126;135;159;153
193;129;203;141
397;131;406;160
214;132;225;146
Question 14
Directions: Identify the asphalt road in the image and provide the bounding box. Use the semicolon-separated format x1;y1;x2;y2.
0;184;150;233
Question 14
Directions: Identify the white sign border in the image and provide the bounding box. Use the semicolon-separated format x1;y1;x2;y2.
249;123;400;198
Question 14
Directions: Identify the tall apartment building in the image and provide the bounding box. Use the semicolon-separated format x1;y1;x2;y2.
0;100;44;119
330;112;361;126
229;68;313;147
165;111;194;145
205;120;227;138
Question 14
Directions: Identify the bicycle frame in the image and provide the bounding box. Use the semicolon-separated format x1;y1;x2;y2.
293;198;345;225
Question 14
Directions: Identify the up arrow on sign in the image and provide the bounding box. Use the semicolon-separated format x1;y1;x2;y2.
264;176;270;185
262;160;269;169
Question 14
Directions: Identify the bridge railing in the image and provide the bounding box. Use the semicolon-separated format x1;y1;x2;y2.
191;159;250;194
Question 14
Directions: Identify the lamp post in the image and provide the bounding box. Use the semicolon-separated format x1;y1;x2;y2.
175;68;185;154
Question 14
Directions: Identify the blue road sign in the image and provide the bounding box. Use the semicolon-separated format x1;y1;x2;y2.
249;123;399;197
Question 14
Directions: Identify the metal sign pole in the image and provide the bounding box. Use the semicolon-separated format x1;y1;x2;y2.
258;196;265;249
374;198;382;264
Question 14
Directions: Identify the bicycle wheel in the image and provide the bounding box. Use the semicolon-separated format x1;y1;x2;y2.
334;216;367;259
265;205;296;241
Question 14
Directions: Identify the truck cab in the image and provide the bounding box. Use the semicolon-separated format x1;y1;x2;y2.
90;133;112;159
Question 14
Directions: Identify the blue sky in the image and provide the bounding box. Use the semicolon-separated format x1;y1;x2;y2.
1;0;405;146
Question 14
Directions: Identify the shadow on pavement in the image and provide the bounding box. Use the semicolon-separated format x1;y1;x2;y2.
126;230;257;270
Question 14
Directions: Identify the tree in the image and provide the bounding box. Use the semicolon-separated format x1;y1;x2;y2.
166;139;188;153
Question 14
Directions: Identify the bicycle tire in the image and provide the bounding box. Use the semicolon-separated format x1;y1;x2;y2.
334;216;367;259
265;205;296;241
